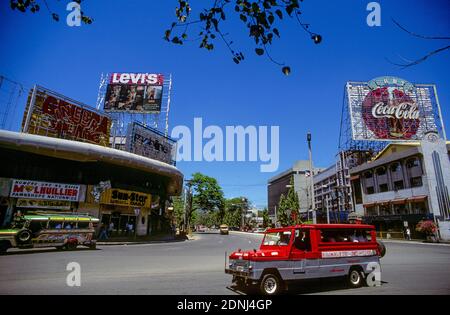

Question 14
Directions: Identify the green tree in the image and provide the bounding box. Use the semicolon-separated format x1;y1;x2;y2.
276;177;301;226
186;172;225;230
223;197;249;228
261;208;270;228
172;195;185;229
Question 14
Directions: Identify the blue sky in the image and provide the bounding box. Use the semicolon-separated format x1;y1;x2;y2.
1;0;449;207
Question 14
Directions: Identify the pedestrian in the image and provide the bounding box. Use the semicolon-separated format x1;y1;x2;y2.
406;227;411;241
98;224;108;240
108;222;114;237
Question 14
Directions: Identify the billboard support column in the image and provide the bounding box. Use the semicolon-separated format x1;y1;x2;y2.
433;84;447;140
23;84;37;133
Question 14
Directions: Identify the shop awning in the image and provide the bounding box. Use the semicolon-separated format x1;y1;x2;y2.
363;202;376;208
350;175;360;181
408;195;428;202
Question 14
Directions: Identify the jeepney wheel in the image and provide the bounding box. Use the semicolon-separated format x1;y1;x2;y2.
347;268;363;288
65;241;78;251
260;273;282;295
16;229;32;245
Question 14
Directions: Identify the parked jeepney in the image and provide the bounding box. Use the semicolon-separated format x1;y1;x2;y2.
225;224;386;295
0;212;99;254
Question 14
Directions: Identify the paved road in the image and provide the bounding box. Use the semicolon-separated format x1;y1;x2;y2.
0;232;449;294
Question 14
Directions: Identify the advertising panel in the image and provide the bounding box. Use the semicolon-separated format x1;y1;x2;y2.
126;122;176;165
103;73;164;113
100;188;151;208
346;77;441;141
16;199;71;210
10;179;81;202
22;86;111;146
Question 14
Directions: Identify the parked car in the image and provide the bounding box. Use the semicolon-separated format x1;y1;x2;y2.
219;224;229;235
0;212;99;254
226;223;385;295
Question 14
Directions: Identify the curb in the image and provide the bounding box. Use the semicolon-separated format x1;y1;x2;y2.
97;238;189;246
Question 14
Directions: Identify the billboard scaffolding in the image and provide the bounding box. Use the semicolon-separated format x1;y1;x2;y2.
96;73;173;150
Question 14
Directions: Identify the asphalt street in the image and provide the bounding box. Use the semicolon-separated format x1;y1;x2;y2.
0;231;449;295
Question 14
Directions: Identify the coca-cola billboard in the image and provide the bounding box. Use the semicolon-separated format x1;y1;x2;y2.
347;77;441;141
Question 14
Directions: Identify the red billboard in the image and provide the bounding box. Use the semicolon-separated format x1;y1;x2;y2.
22;86;111;146
347;77;440;141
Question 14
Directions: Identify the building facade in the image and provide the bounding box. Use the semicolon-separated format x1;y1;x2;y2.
268;160;323;222
350;137;450;240
0;130;183;237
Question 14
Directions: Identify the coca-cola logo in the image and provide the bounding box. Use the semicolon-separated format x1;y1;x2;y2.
362;86;420;139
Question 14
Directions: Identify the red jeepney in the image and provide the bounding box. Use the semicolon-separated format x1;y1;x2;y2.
225;224;385;295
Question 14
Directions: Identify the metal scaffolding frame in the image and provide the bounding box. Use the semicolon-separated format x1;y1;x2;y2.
95;73;173;149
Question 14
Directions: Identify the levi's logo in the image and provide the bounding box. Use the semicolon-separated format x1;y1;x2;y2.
111;73;163;85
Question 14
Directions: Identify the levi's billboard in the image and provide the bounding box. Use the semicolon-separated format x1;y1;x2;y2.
103;73;164;113
346;77;441;141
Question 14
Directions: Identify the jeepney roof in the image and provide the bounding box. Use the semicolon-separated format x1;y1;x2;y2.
266;224;375;233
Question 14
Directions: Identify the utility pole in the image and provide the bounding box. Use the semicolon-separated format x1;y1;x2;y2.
184;179;193;234
307;132;316;224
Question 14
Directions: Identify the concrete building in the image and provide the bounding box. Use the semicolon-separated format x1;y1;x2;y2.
268;160;323;222
349;136;450;240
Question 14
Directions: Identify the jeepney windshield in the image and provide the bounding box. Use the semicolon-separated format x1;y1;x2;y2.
263;231;292;246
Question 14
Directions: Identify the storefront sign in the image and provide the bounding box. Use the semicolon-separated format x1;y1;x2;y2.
10;180;80;201
16;199;71;210
101;188;151;208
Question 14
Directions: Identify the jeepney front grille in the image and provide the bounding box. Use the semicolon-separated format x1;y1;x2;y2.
229;259;250;272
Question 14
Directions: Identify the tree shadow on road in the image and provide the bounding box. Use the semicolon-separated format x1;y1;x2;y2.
1;247;100;256
228;277;388;295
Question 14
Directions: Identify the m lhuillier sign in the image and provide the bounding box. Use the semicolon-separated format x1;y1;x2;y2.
347;76;440;141
10;180;80;202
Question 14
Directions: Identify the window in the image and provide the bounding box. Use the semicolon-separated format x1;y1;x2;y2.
48;221;63;229
294;229;311;251
364;172;373;179
379;183;389;192
263;231;292;246
320;229;371;243
77;222;90;229
406;158;420;169
410;176;423;187
376;167;386;176
390;163;400;173
365;206;377;216
353;179;363;204
366;186;375;195
394;180;404;190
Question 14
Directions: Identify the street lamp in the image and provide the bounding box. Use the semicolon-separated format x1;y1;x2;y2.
322;184;330;224
307;132;316;224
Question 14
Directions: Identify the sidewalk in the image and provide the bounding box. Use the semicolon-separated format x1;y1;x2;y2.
97;234;190;246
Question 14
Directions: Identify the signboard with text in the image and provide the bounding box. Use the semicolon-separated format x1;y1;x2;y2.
10;180;80;202
100;188;151;208
22;86;111;146
346;77;441;141
126;122;176;165
103;73;164;113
